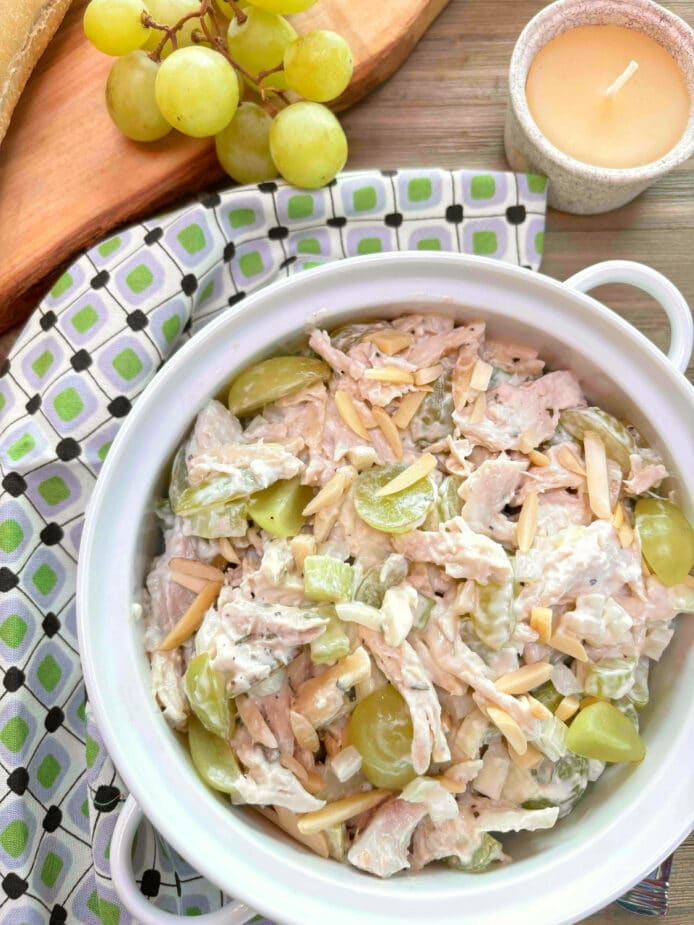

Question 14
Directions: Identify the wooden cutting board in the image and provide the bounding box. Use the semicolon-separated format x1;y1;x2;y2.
0;0;449;335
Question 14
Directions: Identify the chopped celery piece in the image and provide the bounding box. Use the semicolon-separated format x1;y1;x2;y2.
183;500;248;539
228;356;330;417
310;611;350;664
248;476;313;538
559;407;640;475
413;593;434;630
635;498;694;587
532;681;563;714
472;579;514;651
437;475;463;523
627;659;649;711
533;714;568;762
448;833;503;872
184;654;234;739
303;555;354;603
584;658;636;700
354;465;435;535
175;474;251;516
187;715;241;793
355;555;408;607
349;684;415;789
566;701;645;763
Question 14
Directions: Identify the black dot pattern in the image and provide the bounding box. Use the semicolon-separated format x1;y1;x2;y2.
127;310;148;331
0;567;19;591
268;226;289;240
506;204;527;224
384;212;404;228
42;612;61;636
90;270;110;289
3;667;25;692
2;472;27;496
49;904;68;925
141;869;161;898
227;292;246;307
327;216;346;229
0;357;9;376
144;227;163;246
40;311;57;331
43;806;63;832
56;437;81;461
108;396;131;418
223;241;236;262
40;524;64;547
70;349;92;372
7;767;29;795
25;393;42;414
181;274;198;296
94;785;121;813
446;204;464;223
258;181;278;193
44;707;65;733
2;873;28;899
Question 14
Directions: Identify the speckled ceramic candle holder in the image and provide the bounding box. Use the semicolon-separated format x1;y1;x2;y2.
504;0;694;214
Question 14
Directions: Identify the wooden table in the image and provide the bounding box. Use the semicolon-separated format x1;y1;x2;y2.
0;1;692;920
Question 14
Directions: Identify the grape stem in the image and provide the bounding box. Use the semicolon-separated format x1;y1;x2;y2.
227;0;248;25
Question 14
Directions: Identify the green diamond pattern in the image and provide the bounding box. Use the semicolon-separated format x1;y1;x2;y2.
0;518;23;553
112;348;143;382
50;272;73;299
125;265;154;294
32;350;54;379
32;563;57;596
288;194;313;219
37;655;62;692
239;252;263;277
71;305;98;333
228;208;255;228
473;230;498;255
177;224;206;255
0;614;27;649
0;716;29;753
98;236;121;258
471;174;496;199
37;753;62;788
408;177;432;202
7;432;36;462
39;476;71;506
352;186;377;212
41;850;64;888
0;819;29;858
162;315;181;343
53;387;84;422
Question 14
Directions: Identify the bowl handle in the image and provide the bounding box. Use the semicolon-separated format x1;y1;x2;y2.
563;260;693;375
110;795;257;925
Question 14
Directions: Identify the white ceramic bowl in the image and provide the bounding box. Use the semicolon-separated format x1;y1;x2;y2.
77;253;694;925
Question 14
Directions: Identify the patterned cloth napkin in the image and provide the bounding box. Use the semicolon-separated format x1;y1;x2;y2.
0;168;548;924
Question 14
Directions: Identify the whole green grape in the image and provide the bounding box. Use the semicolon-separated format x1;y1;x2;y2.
106;51;172;141
635;498;694;586
227;7;296;90
283;31;353;102
349;684;415;789
354;465;435;535
143;0;213;56
248;477;312;538
155;46;239;137
184;653;233;739
188;715;241;793
269;102;348;189
216;103;278;185
227;356;330;416
84;0;151;56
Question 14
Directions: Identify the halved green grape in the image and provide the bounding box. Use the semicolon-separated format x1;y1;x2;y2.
583;658;636;700
227;7;296;90
143;0;214;56
566;701;645;763
246;0;317;12
349;684;415;789
228;356;330;417
532;681;563;714
155;46;239;137
184;500;248;539
184;653;233;738
247;477;312;537
559;407;643;475
447;833;503;872
437;475;463;523
283;31;353;102
310;611;350;664
269;102;348;189
410;372;454;446
215;103;278;185
175;475;252;515
355;557;409;607
635;498;694;586
187;715;241;793
106;51;171;141
472;579;514;650
84;0;150;56
354;465;435;535
303;555;354;603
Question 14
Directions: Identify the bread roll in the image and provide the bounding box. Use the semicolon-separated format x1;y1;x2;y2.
0;0;73;143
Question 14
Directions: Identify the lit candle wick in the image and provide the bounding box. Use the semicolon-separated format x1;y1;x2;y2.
604;59;639;98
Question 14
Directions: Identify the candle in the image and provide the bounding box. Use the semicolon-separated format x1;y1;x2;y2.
525;24;690;169
504;0;694;214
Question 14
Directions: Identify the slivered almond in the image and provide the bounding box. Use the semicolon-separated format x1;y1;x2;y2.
313;506;340;545
518;428;537;455
619;523;635;548
433;775;467;794
528;449;551;467
218;537;240;565
495;662;554;695
530;606;553;644
550;631;589;663
258;806;330;859
523;694;553;720
612;502;625;529
376;453;437;496
290;534;317;574
469;392;487;424
517;491;539;552
414;364;443;386
584;431;611;520
364;330;413;355
486;706;527;755
158;581;222;650
372;406;403;459
364;366;415;384
297;790;390;835
579;695;603;710
684;574;694;588
452;362;474;407
280;751;309;784
302;466;355;516
169;558;226;583
170;571;208;594
393;390;427;429
293;647;371;726
237;696;278;749
304;770;326;795
508;743;544;770
289;710;320;752
469;359;494;392
557;445;586;477
335;390;369;440
555;695;581;722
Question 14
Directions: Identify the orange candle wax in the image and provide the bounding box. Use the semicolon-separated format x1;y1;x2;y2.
526;24;690;168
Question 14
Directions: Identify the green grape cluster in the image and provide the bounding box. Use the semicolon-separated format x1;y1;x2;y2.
84;0;353;188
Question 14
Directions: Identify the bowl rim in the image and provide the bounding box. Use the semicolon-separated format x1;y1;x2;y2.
77;251;694;925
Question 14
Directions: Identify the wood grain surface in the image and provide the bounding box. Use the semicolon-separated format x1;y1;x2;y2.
0;0;449;331
0;1;692;921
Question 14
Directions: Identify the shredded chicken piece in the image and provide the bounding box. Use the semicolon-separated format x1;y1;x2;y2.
482;340;545;378
624;453;668;496
460;456;528;543
232;732;324;813
347;798;428;878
